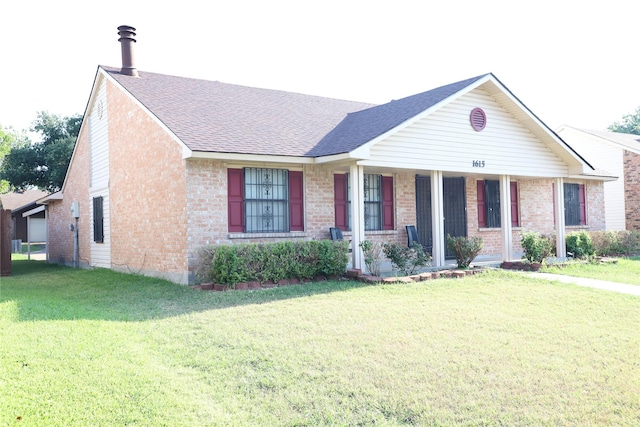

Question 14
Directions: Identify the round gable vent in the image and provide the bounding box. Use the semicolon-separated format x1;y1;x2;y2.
470;107;486;131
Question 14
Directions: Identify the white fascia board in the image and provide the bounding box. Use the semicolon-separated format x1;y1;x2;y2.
60;68;102;193
188;151;315;164
22;205;45;217
568;173;618;182
101;68;192;157
314;152;366;164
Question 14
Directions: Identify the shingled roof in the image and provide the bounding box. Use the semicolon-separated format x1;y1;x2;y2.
103;65;489;158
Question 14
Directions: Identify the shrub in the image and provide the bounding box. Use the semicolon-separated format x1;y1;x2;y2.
566;230;595;259
589;231;623;256
193;240;349;285
619;230;640;255
359;240;383;276
446;235;483;269
382;242;431;276
520;231;555;263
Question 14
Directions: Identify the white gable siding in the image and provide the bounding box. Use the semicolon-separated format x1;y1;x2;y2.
88;79;111;267
557;127;625;230
367;88;568;177
90;80;109;190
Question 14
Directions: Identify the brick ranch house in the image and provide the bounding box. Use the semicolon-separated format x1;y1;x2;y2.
36;26;615;284
556;126;640;231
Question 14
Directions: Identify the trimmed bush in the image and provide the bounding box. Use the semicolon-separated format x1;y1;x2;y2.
520;231;555;263
446;235;483;269
566;230;595;259
194;240;349;285
382;242;431;276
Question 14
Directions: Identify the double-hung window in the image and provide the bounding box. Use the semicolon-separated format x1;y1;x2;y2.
334;173;394;231
477;180;519;228
227;168;304;233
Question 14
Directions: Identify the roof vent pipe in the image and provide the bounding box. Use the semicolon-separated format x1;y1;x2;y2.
117;25;138;77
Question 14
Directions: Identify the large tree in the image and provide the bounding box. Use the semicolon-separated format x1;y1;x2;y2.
607;106;640;135
0;112;82;192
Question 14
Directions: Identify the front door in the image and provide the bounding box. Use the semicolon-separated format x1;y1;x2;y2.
443;177;467;258
415;176;467;258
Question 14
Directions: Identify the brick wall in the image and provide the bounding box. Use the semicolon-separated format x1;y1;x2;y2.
47;126;91;267
624;150;640;231
107;80;189;283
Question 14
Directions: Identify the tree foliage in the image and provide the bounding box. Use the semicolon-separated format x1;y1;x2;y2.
0;111;82;192
607;106;640;135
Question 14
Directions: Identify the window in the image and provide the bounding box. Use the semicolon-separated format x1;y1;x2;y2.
93;196;104;243
564;183;586;226
334;173;394;231
477;180;519;228
227;168;304;233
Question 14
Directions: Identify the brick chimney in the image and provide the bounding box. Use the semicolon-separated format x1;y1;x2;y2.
117;25;138;77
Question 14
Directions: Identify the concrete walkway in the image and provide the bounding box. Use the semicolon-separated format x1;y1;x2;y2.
523;272;640;296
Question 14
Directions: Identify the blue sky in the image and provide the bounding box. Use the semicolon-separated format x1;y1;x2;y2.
1;0;638;137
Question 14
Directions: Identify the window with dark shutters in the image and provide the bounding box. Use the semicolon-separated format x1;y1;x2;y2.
477;180;519;228
93;196;104;243
334;173;394;231
227;168;304;233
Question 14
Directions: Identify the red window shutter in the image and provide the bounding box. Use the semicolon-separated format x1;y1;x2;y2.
510;181;519;227
477;180;486;228
382;176;394;230
227;168;244;232
334;174;347;229
552;183;556;225
579;184;586;225
289;171;304;231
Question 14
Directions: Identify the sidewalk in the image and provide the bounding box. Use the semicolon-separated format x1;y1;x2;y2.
524;272;640;296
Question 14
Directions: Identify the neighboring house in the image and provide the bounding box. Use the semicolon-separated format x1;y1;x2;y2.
556;126;640;231
37;26;614;283
0;189;48;242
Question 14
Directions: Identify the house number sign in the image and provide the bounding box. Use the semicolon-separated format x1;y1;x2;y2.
472;160;486;168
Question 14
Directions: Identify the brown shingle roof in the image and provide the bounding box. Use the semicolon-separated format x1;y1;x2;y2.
102;66;375;157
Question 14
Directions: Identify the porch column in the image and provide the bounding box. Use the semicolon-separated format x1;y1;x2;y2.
430;170;445;267
554;177;567;258
349;164;364;271
500;174;513;262
44;205;49;262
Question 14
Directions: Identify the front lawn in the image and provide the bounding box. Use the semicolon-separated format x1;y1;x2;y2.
1;261;638;426
544;256;640;286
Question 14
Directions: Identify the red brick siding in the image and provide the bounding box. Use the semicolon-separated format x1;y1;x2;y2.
624;150;640;231
47;128;91;266
107;80;189;281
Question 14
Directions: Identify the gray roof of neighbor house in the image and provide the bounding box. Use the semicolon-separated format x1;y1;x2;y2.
571;127;640;154
102;65;489;157
0;189;49;212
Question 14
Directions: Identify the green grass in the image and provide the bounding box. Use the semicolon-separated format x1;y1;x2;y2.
544;256;640;286
1;261;638;426
21;243;45;252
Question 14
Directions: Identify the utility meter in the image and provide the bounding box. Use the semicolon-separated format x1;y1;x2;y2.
70;201;80;218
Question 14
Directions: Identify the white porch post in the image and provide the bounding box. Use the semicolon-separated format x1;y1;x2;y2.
430;170;445;267
554;178;567;258
500;174;513;262
349;164;364;271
